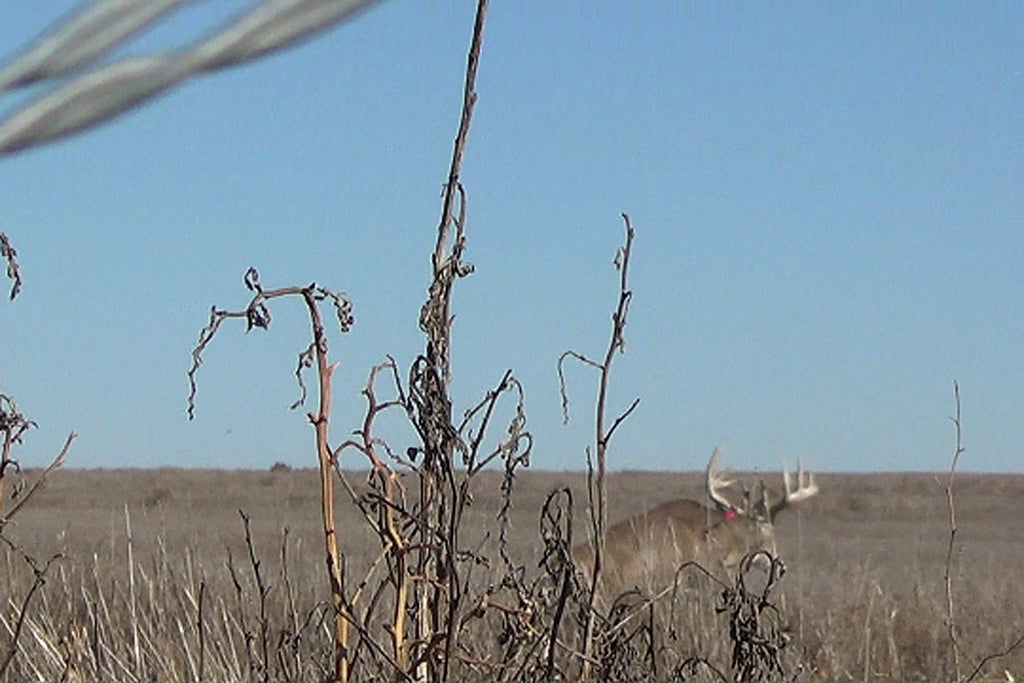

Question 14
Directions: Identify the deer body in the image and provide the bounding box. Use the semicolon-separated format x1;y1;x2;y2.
574;450;817;596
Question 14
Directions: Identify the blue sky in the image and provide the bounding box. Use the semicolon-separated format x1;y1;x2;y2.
0;2;1020;472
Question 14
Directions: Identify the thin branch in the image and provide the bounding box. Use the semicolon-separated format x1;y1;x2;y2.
0;430;73;529
433;1;487;275
0;537;62;678
557;350;603;425
197;580;206;683
239;509;271;683
944;380;964;681
964;633;1024;683
605;397;641;446
291;343;316;410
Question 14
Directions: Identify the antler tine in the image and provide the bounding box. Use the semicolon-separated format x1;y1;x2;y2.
771;456;819;516
706;447;742;513
796;457;819;500
707;447;730;482
780;457;819;504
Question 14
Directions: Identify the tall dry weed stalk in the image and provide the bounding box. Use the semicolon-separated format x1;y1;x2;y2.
944;380;965;680
943;382;1024;683
557;214;640;678
188;269;354;681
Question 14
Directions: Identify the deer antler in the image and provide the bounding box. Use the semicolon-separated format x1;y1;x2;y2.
770;457;819;516
706;448;744;514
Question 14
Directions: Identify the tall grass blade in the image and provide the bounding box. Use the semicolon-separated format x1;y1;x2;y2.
0;0;379;157
0;0;190;92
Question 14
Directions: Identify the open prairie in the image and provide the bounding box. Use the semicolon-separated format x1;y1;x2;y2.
3;467;1023;681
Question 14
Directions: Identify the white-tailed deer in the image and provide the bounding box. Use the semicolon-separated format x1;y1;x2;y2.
574;449;818;596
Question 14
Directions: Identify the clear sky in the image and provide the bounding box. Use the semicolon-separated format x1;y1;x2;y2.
0;2;1020;472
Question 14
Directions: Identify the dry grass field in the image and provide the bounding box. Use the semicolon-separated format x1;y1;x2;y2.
2;466;1022;681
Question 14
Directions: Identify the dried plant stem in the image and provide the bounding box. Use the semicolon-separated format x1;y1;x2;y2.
0;429;72;531
125;504;141;679
0;232;21;301
944;380;963;681
188;271;353;681
964;633;1024;683
0;539;61;678
198;579;206;682
434;0;487;282
333;359;411;672
941;383;1024;682
559;214;638;680
239;510;271;682
411;2;487;680
279;528;302;678
297;287;348;683
0;392;37;527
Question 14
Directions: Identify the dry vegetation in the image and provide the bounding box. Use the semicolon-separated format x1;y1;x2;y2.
1;468;1022;681
2;2;1022;682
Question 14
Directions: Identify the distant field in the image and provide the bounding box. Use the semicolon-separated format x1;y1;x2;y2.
4;468;1023;680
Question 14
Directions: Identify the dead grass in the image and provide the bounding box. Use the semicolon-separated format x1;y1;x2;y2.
1;467;1021;680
